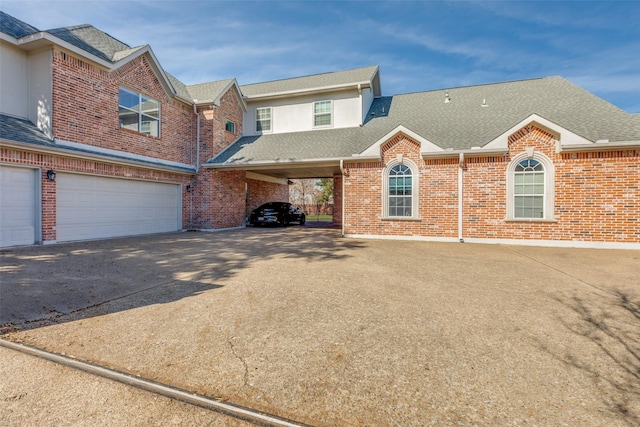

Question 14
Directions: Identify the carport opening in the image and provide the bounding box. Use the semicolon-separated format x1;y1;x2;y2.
289;178;334;222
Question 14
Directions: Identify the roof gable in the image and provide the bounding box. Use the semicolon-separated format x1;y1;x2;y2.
187;78;246;110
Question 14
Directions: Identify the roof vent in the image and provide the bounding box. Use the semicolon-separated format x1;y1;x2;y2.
481;98;488;107
444;90;451;103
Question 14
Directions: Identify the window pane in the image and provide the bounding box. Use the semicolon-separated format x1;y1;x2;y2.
141;115;160;137
140;96;159;118
514;195;544;218
119;107;138;131
119;88;139;109
314;114;331;126
315;101;331;113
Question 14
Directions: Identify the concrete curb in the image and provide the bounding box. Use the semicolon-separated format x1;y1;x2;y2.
0;339;306;427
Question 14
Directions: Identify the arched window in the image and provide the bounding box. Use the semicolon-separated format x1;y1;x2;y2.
514;159;544;219
507;152;555;221
383;159;419;219
389;164;413;217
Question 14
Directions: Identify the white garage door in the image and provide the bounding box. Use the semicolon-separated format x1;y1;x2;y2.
57;173;180;242
0;166;37;247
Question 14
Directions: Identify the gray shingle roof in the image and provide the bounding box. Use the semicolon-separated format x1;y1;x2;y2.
0;11;40;38
240;66;379;98
165;72;193;101
46;24;132;63
187;79;236;103
0;114;54;146
209;76;640;166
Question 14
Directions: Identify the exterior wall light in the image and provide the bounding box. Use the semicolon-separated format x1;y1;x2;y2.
46;169;56;181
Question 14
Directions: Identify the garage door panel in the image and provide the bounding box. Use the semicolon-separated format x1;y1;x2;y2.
57;174;180;242
0;166;37;247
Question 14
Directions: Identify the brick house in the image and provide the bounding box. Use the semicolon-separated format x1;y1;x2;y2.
1;11;639;249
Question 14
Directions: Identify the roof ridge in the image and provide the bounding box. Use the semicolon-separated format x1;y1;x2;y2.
389;76;555;98
240;65;378;88
187;78;236;89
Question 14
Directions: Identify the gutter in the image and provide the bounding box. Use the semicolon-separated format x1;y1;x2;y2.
421;148;509;159
0;139;195;175
557;140;640;153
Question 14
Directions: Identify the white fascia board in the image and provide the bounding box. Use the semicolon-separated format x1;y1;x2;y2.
483;113;592;151
0;32;20;44
112;45;177;100
246;172;288;185
243;81;371;101
356;125;443;159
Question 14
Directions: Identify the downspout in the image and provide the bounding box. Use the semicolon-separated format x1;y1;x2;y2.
340;159;345;237
458;152;464;243
189;102;201;230
193;103;201;172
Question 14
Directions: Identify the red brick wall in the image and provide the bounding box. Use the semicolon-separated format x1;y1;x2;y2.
343;128;640;244
209;170;247;229
52;50;196;164
247;178;290;214
333;174;342;226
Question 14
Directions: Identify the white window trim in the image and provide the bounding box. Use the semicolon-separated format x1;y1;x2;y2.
382;157;420;220
506;151;555;221
225;119;236;134
313;100;333;128
119;87;161;137
256;107;272;133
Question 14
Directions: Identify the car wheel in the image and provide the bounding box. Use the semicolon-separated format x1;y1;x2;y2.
300;214;306;225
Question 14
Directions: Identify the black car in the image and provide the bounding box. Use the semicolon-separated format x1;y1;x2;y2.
249;202;306;226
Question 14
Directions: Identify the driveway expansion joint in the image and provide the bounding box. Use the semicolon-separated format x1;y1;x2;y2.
0;339;307;427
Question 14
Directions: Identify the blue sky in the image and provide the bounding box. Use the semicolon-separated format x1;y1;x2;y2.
3;1;639;113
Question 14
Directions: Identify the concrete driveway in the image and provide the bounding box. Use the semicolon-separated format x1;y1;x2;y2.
1;227;639;426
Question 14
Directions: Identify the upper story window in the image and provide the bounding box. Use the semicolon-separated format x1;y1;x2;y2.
313;100;332;127
506;151;555;221
225;119;236;134
256;107;272;132
119;87;160;137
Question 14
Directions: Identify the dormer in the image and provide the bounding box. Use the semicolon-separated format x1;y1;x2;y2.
240;65;380;136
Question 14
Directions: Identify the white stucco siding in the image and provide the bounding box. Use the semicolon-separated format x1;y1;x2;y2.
244;88;363;136
0;42;29;118
28;49;53;138
361;87;374;122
